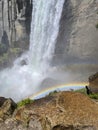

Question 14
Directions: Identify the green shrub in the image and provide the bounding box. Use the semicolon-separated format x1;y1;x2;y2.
0;53;9;63
75;88;98;99
17;98;33;108
75;88;87;95
89;94;98;99
48;90;58;96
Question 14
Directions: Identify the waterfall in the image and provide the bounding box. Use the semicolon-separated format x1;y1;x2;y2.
0;0;65;101
29;0;65;73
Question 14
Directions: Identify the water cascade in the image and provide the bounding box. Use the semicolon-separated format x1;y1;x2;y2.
0;0;65;101
29;0;65;73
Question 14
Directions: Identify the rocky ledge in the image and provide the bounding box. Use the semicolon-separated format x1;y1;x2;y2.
0;91;98;130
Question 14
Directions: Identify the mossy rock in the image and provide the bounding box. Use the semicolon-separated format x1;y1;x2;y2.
0;53;9;63
9;47;22;56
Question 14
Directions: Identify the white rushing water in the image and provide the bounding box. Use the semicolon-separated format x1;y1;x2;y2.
0;0;65;101
29;0;65;73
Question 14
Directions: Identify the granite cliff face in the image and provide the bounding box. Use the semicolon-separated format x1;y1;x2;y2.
54;0;98;68
0;0;32;68
0;92;98;130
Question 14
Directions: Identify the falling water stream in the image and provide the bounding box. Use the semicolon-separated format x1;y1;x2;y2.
29;0;65;73
0;0;65;101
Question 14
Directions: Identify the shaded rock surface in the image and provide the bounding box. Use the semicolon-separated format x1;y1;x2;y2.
0;97;17;120
0;97;7;107
0;0;32;46
0;92;97;130
89;72;98;93
0;0;32;69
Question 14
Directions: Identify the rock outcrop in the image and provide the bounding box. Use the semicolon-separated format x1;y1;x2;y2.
0;92;97;130
88;72;98;93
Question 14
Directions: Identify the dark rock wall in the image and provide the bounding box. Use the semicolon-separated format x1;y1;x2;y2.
0;0;32;51
5;0;32;46
0;0;32;69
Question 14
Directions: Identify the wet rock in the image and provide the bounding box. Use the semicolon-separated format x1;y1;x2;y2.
20;59;27;66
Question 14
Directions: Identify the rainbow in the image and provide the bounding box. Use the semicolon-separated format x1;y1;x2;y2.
29;82;87;99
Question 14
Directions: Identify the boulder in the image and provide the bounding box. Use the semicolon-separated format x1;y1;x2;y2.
89;72;98;93
0;98;17;120
0;97;7;107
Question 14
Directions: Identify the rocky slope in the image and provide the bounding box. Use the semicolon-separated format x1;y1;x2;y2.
0;91;98;130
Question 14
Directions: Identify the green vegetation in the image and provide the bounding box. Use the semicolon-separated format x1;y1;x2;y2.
48;90;58;96
0;47;22;67
95;23;98;28
75;88;87;94
0;44;7;55
89;94;98;99
9;47;21;55
75;88;98;100
17;98;33;108
0;53;8;62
